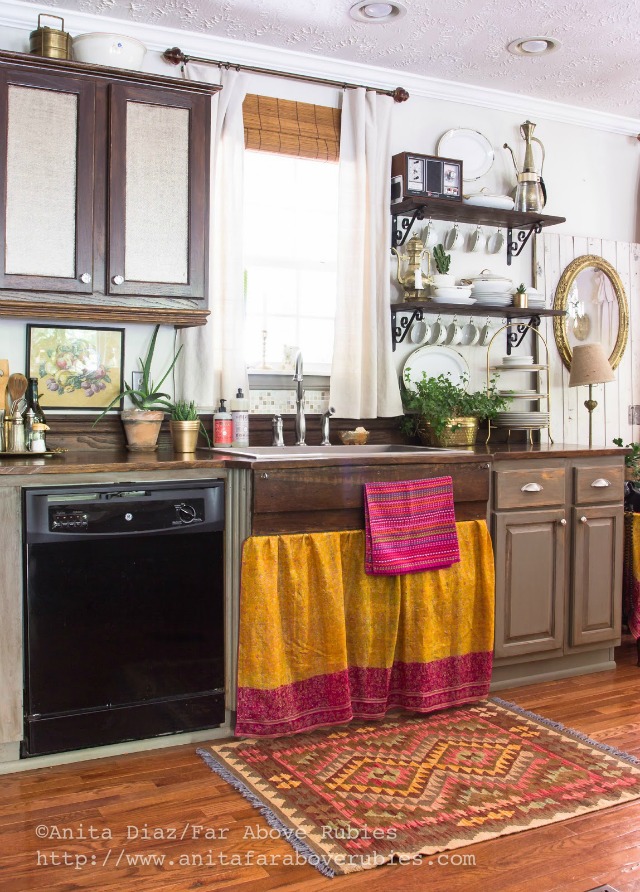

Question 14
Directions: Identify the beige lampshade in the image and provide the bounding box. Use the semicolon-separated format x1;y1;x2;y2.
568;343;615;388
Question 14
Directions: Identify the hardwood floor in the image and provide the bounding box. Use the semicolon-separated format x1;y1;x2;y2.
3;641;640;892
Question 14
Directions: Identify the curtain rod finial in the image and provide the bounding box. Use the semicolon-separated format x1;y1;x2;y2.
163;47;187;66
393;87;409;103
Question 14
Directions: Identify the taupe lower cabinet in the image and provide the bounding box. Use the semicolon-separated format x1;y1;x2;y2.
0;51;215;304
492;457;624;664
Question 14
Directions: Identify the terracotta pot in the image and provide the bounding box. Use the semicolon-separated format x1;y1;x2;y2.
417;416;478;448
170;419;200;453
121;409;164;452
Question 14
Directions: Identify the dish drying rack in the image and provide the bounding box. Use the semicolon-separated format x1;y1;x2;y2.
486;323;552;444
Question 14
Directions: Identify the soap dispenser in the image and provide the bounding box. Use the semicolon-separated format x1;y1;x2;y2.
213;399;233;447
230;388;249;447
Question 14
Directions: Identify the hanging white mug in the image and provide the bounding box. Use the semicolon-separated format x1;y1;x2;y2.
444;223;460;250
410;319;430;344
487;228;505;254
421;219;438;248
478;318;494;346
461;318;479;346
444;316;463;346
468;225;483;253
427;315;447;345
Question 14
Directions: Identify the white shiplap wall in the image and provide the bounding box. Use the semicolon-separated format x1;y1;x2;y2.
537;233;640;448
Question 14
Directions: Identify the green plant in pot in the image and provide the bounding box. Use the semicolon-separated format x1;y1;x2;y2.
431;244;454;287
95;325;180;452
402;370;511;447
169;400;211;454
613;437;640;482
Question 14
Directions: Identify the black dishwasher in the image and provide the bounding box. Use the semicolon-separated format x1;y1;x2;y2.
22;481;225;757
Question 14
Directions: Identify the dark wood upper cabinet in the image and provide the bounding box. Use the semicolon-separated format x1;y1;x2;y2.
0;51;218;326
0;68;95;294
107;83;209;299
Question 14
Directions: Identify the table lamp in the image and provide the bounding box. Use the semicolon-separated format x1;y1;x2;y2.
568;343;615;447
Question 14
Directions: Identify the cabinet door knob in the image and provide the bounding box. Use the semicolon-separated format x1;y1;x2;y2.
521;482;543;492
112;275;125;285
591;478;611;487
559;518;567;526
79;272;91;284
260;472;268;479
580;515;588;523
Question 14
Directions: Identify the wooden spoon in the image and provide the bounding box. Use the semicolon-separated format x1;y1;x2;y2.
7;373;27;417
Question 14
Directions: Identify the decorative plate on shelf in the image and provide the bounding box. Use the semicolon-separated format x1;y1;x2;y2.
437;128;494;180
402;345;469;390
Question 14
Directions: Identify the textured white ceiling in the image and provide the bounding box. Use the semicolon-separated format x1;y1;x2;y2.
20;0;640;115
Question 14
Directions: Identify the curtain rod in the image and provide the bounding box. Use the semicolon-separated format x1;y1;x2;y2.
163;47;409;103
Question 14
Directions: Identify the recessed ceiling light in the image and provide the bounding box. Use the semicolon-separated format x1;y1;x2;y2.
507;36;561;56
349;1;407;23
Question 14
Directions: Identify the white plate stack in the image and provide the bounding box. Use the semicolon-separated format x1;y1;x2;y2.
474;292;513;308
524;287;546;309
494;411;550;428
501;354;533;366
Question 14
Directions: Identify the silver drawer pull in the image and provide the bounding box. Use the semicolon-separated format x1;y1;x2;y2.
591;478;611;487
580;515;588;523
521;482;543;492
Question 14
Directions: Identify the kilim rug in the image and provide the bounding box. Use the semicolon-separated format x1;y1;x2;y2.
198;698;640;877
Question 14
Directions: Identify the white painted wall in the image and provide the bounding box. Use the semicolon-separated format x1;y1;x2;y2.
0;9;637;436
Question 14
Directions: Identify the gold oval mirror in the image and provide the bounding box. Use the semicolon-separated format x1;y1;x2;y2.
552;254;629;371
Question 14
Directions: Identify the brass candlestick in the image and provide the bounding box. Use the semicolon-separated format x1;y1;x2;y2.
392;234;430;302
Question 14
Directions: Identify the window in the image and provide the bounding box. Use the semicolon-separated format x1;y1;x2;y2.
243;151;338;372
242;93;341;374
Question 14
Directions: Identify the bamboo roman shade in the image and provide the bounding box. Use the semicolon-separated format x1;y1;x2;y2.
243;94;341;161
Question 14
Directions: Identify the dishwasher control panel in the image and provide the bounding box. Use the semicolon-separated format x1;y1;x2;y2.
51;510;89;531
24;481;225;541
48;498;206;533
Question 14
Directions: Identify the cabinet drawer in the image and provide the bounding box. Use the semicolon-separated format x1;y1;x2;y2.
573;465;624;505
494;467;565;509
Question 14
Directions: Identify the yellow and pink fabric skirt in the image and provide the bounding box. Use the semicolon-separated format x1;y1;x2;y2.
236;519;495;737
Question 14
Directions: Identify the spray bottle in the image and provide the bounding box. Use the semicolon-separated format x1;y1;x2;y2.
213;398;233;448
230;388;250;447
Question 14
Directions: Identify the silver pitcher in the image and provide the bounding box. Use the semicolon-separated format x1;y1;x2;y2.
504;121;546;213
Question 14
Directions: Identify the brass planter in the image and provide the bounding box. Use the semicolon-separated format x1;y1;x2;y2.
170;420;200;454
417;416;479;448
121;409;164;452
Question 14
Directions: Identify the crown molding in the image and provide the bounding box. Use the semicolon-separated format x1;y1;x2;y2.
0;0;638;135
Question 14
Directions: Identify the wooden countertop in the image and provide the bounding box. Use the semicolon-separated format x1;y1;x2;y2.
0;441;626;476
0;449;227;476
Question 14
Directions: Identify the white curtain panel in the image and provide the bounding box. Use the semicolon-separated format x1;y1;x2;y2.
176;65;249;410
330;88;403;418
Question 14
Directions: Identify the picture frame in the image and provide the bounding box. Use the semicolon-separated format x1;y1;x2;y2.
26;324;125;411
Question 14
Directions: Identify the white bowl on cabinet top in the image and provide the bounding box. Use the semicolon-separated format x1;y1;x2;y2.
72;32;147;70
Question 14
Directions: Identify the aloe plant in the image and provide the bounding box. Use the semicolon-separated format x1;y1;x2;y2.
94;325;181;422
170;399;199;421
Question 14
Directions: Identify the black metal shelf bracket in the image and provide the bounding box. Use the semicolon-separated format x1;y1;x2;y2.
505;314;542;354
392;209;426;248
391;307;424;351
506;222;543;266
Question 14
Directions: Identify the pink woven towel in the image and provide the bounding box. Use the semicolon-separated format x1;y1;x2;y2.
364;476;459;575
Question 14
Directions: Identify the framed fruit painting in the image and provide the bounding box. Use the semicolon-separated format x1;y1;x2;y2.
26;325;125;410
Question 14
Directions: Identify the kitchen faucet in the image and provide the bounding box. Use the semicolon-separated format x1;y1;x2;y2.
293;351;305;445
